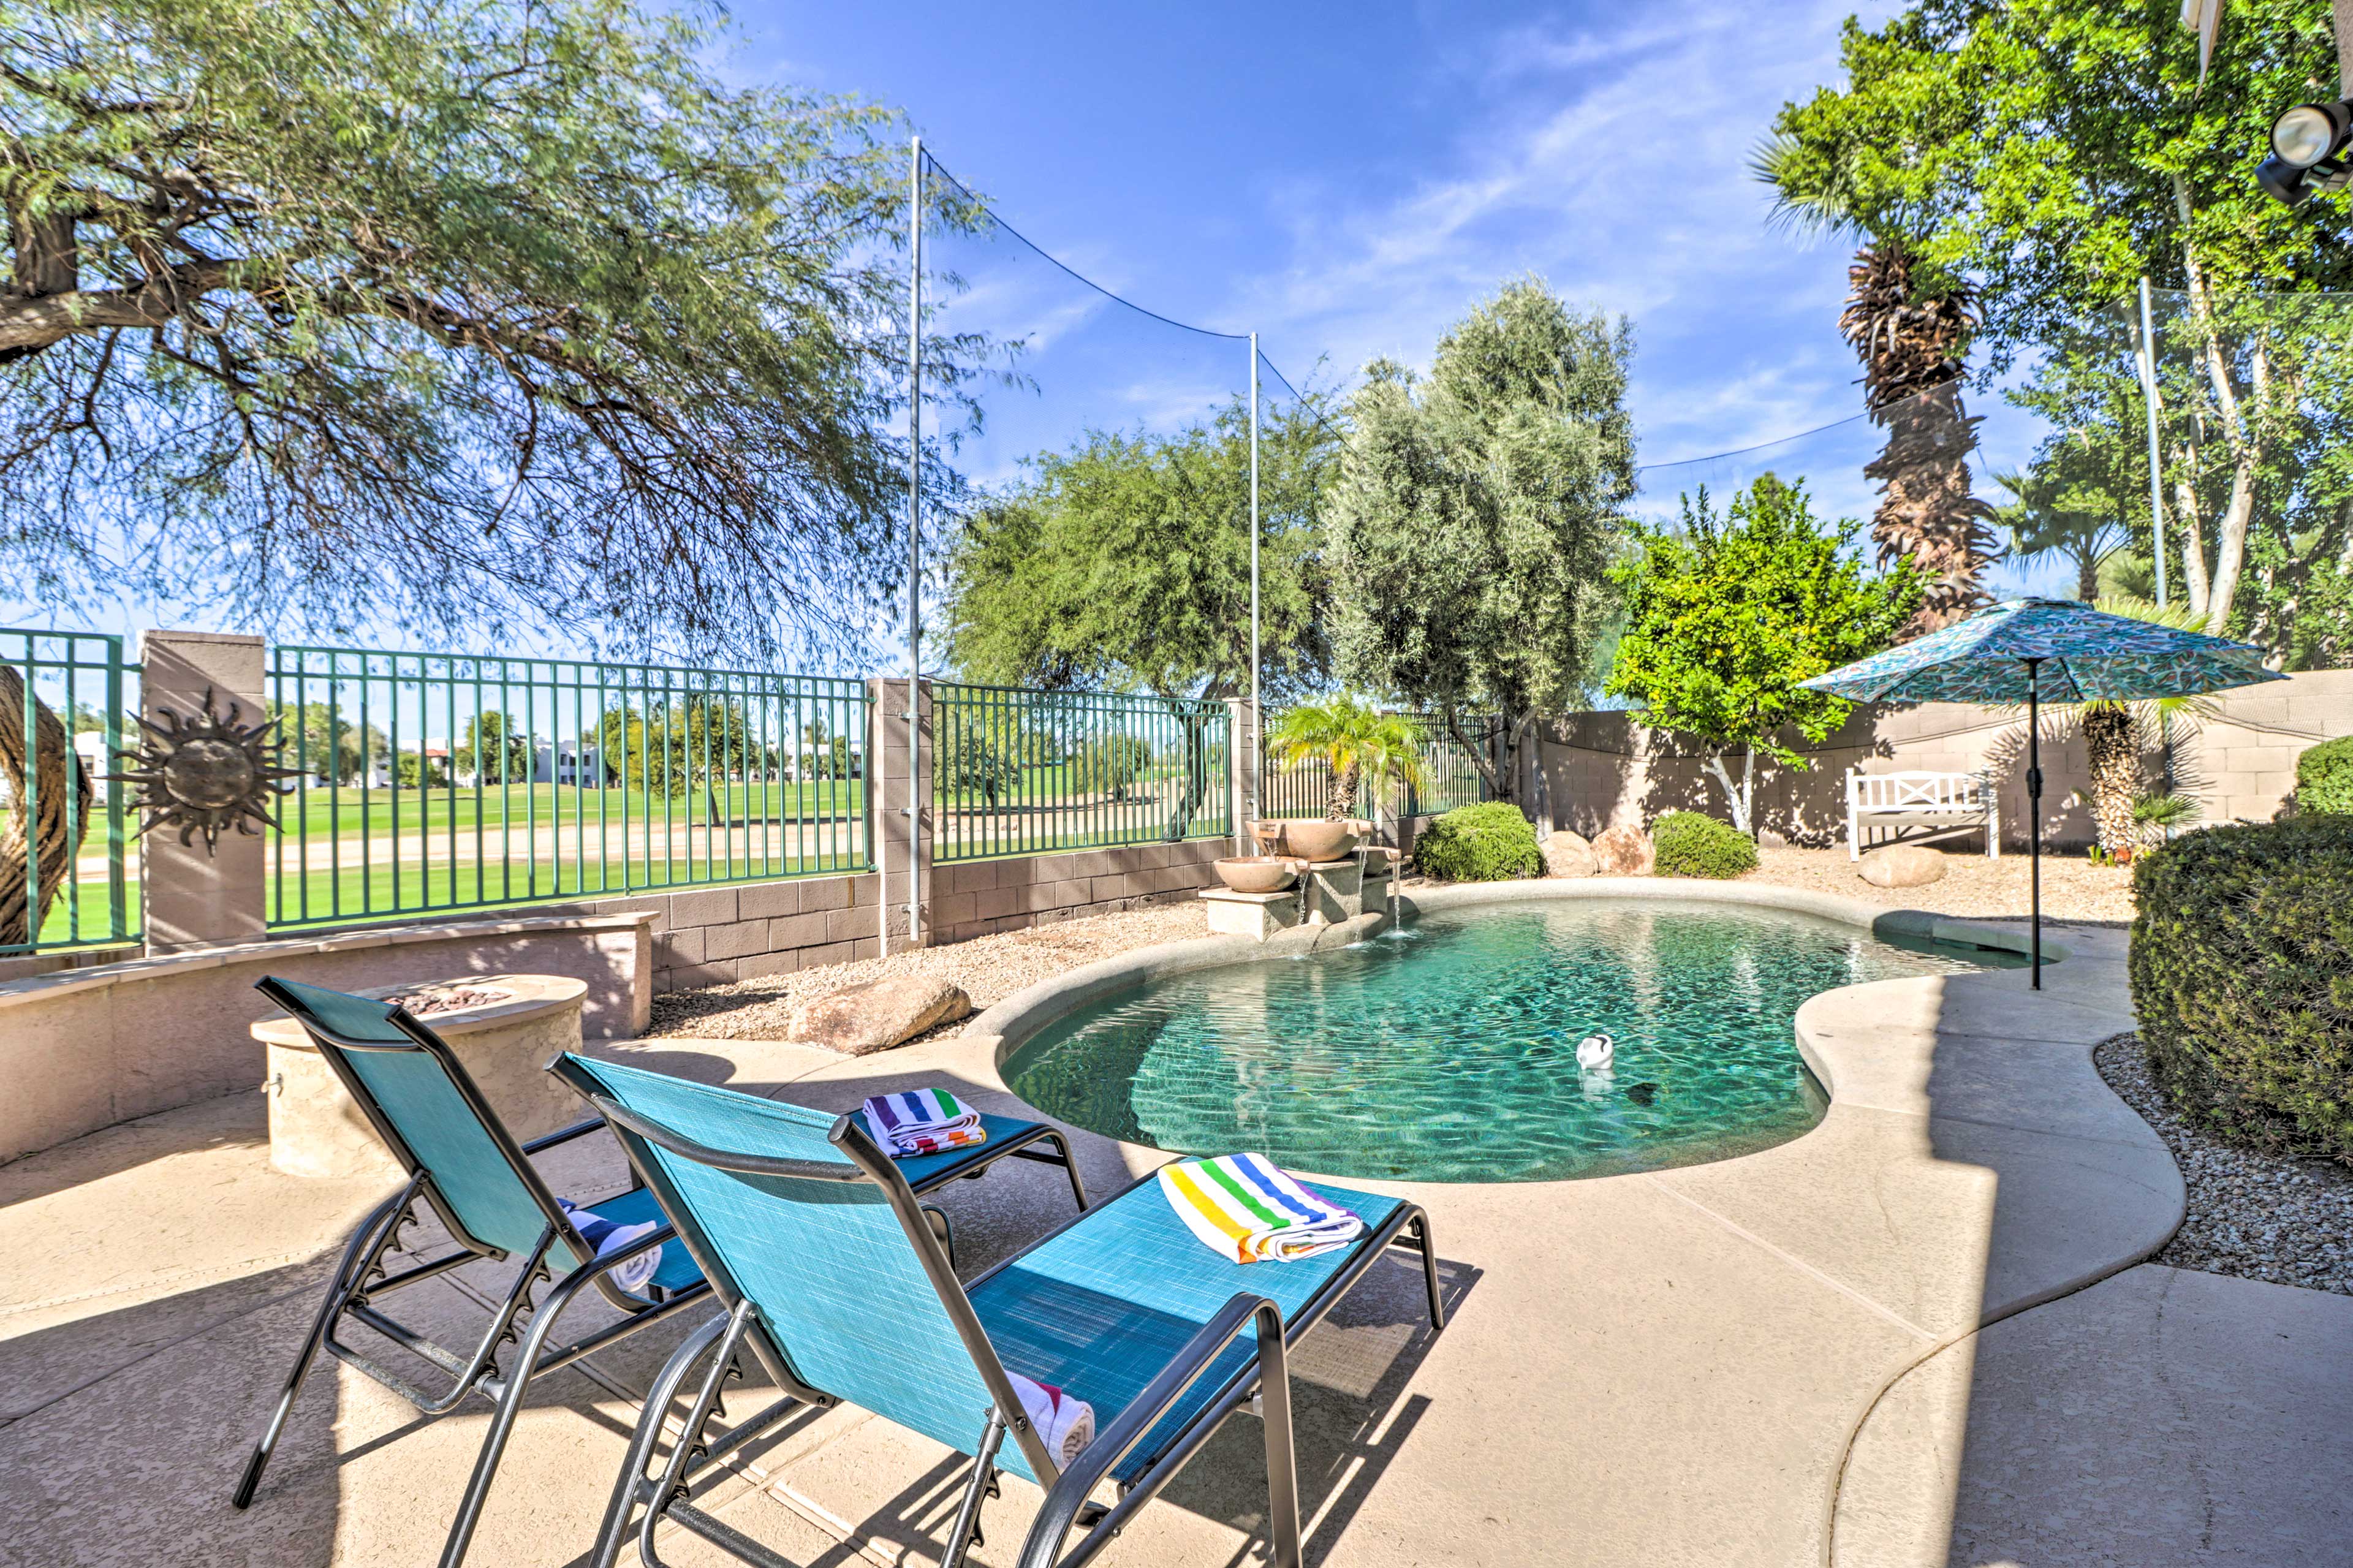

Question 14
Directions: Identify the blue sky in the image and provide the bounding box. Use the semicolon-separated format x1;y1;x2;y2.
4;1;2072;651
768;0;2070;616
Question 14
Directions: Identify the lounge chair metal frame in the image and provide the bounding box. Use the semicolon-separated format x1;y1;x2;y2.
553;1055;1444;1568
230;977;1088;1568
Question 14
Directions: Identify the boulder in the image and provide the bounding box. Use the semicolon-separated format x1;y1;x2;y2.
1756;827;1790;850
1859;843;1947;888
1591;825;1654;877
1542;830;1596;878
790;975;972;1055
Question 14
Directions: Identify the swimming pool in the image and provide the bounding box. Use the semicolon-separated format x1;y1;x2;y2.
1004;899;2026;1183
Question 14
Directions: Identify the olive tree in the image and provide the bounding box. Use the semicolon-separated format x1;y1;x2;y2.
1325;278;1635;819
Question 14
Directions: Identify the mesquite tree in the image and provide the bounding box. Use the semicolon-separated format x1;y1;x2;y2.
0;669;89;947
0;0;995;661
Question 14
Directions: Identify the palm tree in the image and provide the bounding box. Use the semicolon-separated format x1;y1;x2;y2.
1753;136;2001;637
1989;456;2126;603
2043;597;2219;858
1266;695;1430;826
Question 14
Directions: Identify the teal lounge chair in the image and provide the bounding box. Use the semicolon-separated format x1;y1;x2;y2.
551;1052;1444;1568
232;978;1086;1568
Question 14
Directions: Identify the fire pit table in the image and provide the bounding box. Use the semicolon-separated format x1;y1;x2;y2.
254;974;588;1179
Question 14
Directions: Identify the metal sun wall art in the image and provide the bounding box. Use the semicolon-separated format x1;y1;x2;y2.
112;687;301;855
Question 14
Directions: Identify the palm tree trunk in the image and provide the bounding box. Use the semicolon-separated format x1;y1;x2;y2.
2081;703;2138;856
1328;761;1358;822
1864;382;1999;636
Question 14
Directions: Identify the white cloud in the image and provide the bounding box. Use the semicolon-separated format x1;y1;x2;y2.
1228;1;1913;476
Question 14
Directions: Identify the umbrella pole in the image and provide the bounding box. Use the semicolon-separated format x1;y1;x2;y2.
2026;658;2042;991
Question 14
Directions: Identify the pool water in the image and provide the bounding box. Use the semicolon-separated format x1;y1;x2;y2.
1004;900;2026;1183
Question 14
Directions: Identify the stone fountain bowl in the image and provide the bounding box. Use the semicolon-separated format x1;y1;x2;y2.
1281;819;1362;863
1214;855;1305;894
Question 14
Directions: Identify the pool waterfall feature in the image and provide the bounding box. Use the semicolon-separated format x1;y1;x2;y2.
1001;892;2031;1184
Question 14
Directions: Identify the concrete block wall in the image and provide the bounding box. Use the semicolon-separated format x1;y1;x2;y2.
563;872;889;994
1536;668;2353;850
550;836;1232;994
929;839;1229;943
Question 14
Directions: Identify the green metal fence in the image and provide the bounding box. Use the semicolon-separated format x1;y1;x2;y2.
1;628;135;955
265;646;871;927
1257;711;1497;821
931;684;1231;862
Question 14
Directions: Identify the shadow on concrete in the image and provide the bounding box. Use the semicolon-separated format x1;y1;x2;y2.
0;1086;266;1213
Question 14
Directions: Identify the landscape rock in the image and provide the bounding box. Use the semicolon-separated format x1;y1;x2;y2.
1858;843;1947;888
1591;825;1654;877
1756;828;1790;850
789;975;972;1055
1542;830;1596;878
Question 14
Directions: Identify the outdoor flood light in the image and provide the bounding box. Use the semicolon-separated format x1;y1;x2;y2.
2257;97;2353;206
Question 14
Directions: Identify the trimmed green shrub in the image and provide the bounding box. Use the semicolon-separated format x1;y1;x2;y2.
2296;735;2353;815
1651;810;1759;878
1412;801;1542;882
2129;816;2353;1159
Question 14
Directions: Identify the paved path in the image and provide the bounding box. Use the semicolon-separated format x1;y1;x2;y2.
0;881;2340;1567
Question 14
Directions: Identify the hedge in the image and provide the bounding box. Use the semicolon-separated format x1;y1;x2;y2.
2297;735;2353;815
2129;816;2353;1159
1412;801;1542;882
1651;810;1759;878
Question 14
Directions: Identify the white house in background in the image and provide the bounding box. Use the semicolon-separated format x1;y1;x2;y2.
72;731;116;801
534;739;604;787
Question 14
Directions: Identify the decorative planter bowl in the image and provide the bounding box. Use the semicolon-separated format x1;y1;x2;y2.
1281;820;1362;863
1214;855;1305;894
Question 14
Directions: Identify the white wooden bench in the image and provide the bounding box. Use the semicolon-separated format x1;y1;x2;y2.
1846;770;2001;860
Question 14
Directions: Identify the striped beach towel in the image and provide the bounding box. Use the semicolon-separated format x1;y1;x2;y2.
1156;1153;1363;1264
859;1088;988;1157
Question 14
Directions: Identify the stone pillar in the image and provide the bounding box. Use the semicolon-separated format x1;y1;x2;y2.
866;676;932;953
137;630;268;953
1227;696;1258;854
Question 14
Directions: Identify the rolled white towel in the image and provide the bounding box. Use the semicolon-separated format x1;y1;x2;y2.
556;1199;662;1294
1576;1033;1615;1070
1008;1372;1094;1467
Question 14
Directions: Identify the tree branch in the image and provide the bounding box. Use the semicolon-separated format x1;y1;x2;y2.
0;258;237;358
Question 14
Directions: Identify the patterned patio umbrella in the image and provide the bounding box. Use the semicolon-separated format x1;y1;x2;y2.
1798;597;2286;988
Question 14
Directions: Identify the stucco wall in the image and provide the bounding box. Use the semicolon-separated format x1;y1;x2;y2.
1538;668;2353;850
0;913;651;1165
0;834;1237;1166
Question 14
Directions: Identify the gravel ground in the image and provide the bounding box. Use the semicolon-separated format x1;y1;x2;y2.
2094;1032;2353;1297
646;899;1210;1040
1741;844;2138;924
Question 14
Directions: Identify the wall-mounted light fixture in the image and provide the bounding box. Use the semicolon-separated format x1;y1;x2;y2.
2257;97;2353;205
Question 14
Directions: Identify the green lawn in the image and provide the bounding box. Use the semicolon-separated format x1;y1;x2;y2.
273;779;867;839
264;852;870;926
17;757;1245;946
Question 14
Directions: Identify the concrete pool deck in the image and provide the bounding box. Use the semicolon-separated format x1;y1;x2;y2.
2;880;2346;1566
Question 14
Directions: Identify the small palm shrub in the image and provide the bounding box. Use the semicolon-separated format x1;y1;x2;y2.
2297;735;2353;815
2129;790;2200;854
1412;801;1542;882
2130;817;2353;1159
1651;811;1758;878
